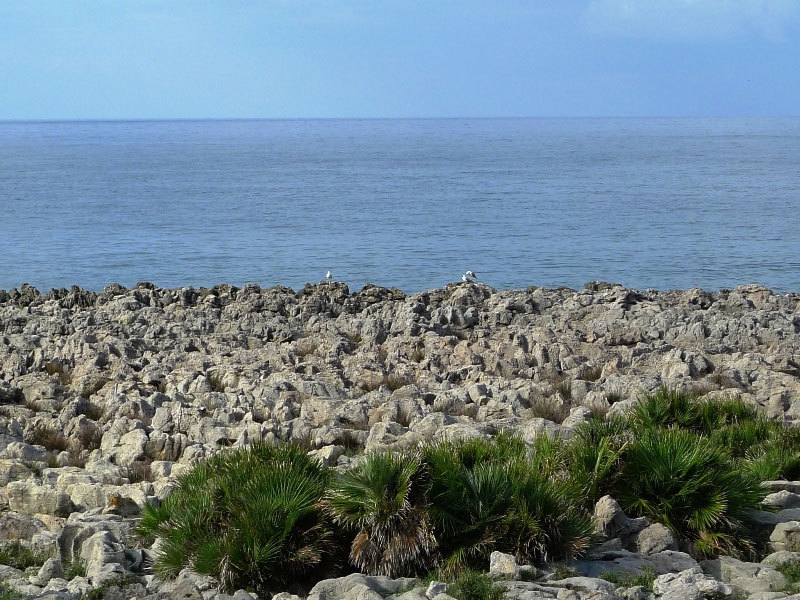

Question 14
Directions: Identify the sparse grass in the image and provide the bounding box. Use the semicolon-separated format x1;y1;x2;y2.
206;370;227;393
124;459;154;483
295;339;319;359
0;540;52;570
578;365;603;382
776;560;800;585
386;373;412;392
711;372;740;389
64;557;86;579
82;574;139;600
599;566;657;592
43;361;72;386
410;346;425;363
78;377;109;398
528;397;569;424
77;401;106;421
28;422;70;452
77;427;103;452
447;569;506;600
345;331;362;346
0;583;28;600
552;565;580;580
556;379;573;401
586;402;610;421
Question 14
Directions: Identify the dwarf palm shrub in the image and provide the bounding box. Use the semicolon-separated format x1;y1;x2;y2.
630;387;702;431
137;442;334;596
743;431;800;482
326;451;435;577
615;428;764;557
423;436;592;572
566;417;631;507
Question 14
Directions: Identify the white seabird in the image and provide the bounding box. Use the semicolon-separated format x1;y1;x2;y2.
461;273;470;283
326;270;333;282
465;270;478;279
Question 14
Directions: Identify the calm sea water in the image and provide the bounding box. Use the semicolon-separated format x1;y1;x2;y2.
2;118;799;294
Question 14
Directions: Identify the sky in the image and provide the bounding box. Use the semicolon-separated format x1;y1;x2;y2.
1;0;799;120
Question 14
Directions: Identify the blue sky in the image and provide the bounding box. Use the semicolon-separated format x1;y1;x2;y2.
1;1;799;120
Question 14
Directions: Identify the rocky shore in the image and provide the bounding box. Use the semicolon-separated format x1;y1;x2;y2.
1;280;800;599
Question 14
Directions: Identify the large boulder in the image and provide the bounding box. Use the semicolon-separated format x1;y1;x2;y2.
701;556;788;594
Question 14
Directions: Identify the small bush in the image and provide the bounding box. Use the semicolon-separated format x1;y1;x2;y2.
776;560;800;584
0;540;51;570
599;566;657;592
326;451;434;577
82;574;139;600
28;422;71;452
615;428;765;558
447;569;506;600
64;557;86;579
423;435;592;573
0;583;29;600
578;365;603;382
137;442;335;597
125;459;154;483
528;397;569;424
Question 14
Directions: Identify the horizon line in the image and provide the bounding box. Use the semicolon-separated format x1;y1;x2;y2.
2;114;800;125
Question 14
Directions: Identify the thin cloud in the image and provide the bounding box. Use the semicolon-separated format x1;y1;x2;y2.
582;0;800;41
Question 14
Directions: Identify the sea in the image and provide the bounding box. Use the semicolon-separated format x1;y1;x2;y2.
2;118;799;295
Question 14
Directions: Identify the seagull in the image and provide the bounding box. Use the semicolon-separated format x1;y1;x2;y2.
326;270;333;283
465;270;478;280
461;273;470;283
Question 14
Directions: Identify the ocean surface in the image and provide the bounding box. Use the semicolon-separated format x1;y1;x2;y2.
2;118;799;295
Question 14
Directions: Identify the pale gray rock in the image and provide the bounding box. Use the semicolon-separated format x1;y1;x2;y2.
771;521;800;552
764;490;800;510
702;555;789;594
762;550;800;568
308;573;420;600
29;556;64;586
0;441;50;462
489;550;520;579
632;523;678;555
6;480;74;517
0;511;50;540
653;568;732;600
593;496;649;540
0;458;33;487
426;580;448;598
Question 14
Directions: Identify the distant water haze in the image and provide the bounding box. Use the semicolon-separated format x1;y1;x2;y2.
2;118;799;294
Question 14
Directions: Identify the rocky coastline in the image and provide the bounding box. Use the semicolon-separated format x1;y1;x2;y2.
1;280;800;600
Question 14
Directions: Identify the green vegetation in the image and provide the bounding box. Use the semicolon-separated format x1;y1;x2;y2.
618;427;763;557
0;583;28;600
136;442;334;597
82;574;139;600
446;569;507;600
775;560;800;585
139;388;800;593
599;566;657;592
64;557;86;579
423;434;592;574
0;540;52;570
326;451;434;577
